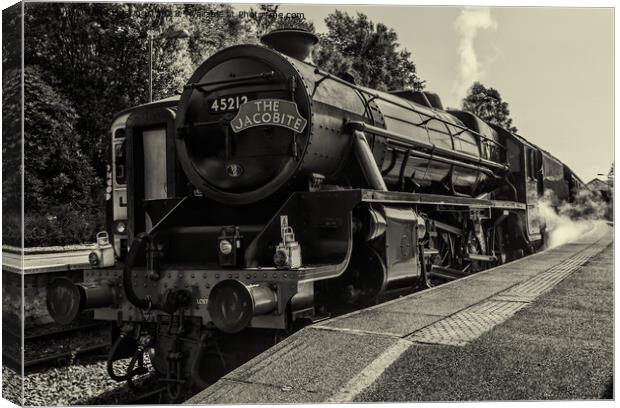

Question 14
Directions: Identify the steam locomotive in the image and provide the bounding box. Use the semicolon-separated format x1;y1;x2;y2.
46;28;584;397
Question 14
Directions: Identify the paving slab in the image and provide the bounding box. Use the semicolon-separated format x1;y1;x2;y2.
186;223;612;404
187;327;401;403
190;379;320;404
321;309;443;337
357;243;613;401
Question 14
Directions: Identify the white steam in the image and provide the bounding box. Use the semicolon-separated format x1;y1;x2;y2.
453;8;497;104
537;189;609;249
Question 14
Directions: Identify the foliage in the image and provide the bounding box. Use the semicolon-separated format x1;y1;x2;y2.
2;5;23;245
314;11;425;91
21;3;252;245
245;4;315;40
25;3;186;176
182;3;255;66
23;205;102;246
2;68;21;215
2;3;21;70
24;3;251;178
21;66;102;245
461;81;518;133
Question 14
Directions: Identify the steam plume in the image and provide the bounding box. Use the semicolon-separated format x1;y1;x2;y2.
453;8;497;104
538;189;609;249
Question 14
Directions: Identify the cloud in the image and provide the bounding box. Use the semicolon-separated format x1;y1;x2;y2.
453;8;497;105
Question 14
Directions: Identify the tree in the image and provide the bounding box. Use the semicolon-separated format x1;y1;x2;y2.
243;4;315;40
22;66;101;245
19;3;257;245
183;3;254;66
461;82;518;133
314;11;425;91
23;3;252;179
24;4;187;176
2;5;23;245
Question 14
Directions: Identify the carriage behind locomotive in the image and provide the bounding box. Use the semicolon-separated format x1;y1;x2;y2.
46;29;584;393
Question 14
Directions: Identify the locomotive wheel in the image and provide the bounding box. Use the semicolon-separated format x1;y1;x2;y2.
416;256;435;290
492;225;508;266
342;246;386;307
465;231;484;273
417;247;433;290
428;231;456;284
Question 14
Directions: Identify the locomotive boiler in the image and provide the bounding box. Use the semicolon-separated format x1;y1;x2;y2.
46;28;583;397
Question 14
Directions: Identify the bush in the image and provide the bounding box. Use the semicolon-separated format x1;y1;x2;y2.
23;205;104;247
20;66;102;246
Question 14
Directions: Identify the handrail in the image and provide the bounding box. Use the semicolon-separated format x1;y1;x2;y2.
185;71;275;89
390;146;499;178
313;67;504;149
347;121;510;172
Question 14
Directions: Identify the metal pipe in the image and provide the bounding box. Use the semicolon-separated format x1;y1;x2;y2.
185;71;275;89
123;232;157;310
190;332;213;391
432;220;465;236
391;146;498;178
107;328;133;382
353;130;388;191
398;149;411;190
349;121;509;172
314;68;504;148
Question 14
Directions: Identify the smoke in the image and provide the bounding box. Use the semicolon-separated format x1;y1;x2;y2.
537;189;609;249
453;8;497;104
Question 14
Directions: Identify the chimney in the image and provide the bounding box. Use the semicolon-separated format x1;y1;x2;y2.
260;28;319;62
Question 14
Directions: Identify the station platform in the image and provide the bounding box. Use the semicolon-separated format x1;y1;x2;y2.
186;223;613;404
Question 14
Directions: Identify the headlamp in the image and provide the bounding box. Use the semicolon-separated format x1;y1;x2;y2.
88;252;100;266
219;240;233;255
114;220;127;234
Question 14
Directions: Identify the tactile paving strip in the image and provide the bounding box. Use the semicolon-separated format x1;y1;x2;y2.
407;238;610;347
493;245;606;303
408;301;525;346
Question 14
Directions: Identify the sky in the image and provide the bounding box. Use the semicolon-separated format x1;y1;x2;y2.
235;4;613;183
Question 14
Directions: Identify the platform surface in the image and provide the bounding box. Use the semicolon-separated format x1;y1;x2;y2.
186;223;613;404
2;243;107;274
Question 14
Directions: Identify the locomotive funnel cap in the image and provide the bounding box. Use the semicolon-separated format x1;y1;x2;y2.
260;28;319;62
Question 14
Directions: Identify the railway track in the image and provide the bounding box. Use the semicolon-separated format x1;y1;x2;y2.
3;322;111;372
2;243;115;374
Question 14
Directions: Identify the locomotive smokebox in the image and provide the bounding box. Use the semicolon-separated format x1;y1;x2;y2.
46;278;114;325
175;43;315;205
260;28;318;62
